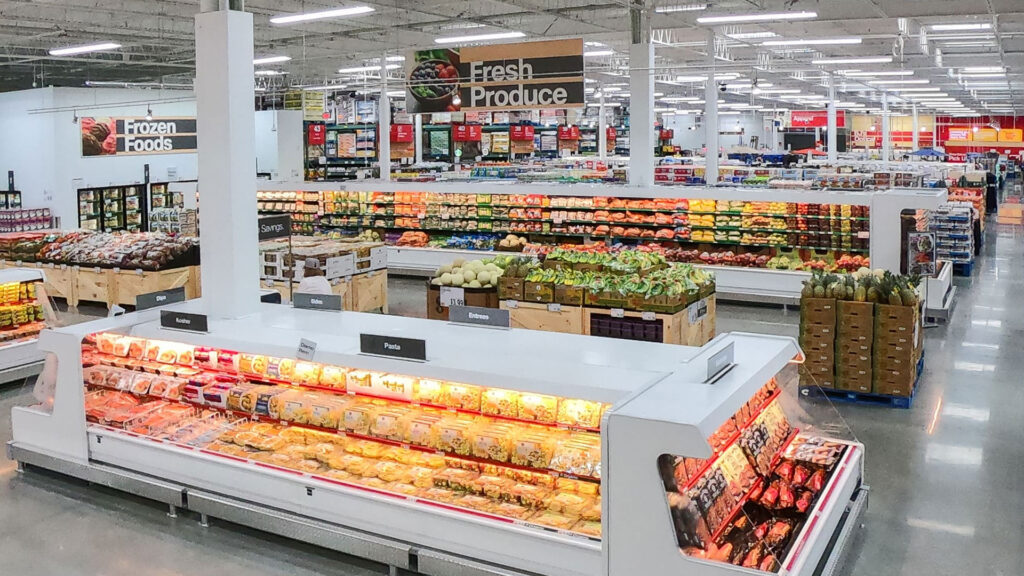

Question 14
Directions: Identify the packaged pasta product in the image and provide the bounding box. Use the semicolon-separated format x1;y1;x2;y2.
419;487;456;503
378;374;415;400
481;388;519;418
346;370;373;393
517;393;558;424
293;361;321;385
400;411;444;447
409;466;436;489
319;365;347;389
531;511;577;530
441;382;482;411
472;422;515;463
279;392;321;424
557;398;604;429
434;468;479;491
434;418;474;456
342;403;376;435
226;383;258;412
550;435;602;477
573;520;602;538
413;379;443;405
545;492;592;516
509;484;550;508
386;482;420;497
470;475;516;499
370;407;409;441
492;502;533;521
254;386;288;416
308;396;347;429
512;432;556;468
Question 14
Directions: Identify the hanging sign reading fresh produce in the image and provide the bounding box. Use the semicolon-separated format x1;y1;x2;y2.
81;117;197;157
405;39;584;113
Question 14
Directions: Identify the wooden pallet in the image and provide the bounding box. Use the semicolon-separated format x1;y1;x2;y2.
799;353;924;409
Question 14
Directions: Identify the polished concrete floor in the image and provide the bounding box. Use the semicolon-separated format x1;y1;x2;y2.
1;223;1021;575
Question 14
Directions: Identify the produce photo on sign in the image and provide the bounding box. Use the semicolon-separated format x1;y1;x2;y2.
405;39;584;113
81;117;198;157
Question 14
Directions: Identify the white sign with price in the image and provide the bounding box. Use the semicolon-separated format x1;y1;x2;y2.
688;298;709;324
440;286;465;307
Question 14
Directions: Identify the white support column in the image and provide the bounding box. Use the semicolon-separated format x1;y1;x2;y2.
414;114;423;164
598;93;608;160
881;92;891;165
704;30;719;184
195;8;259;319
379;62;391;180
827;75;838;162
629;43;655;186
912;103;920;150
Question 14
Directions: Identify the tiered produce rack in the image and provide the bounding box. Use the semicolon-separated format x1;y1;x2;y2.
258;181;946;304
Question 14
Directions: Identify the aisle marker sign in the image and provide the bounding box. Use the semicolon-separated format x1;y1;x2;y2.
136;286;186;311
293;292;342;312
258;215;291;241
449;305;510;328
360;334;427;362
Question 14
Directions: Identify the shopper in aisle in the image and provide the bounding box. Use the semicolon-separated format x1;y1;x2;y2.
295;258;331;295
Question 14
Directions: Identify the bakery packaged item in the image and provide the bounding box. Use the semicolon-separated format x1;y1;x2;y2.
481;388;519;417
517;393;558;424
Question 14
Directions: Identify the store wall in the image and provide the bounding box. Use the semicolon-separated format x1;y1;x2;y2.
0;89;57;213
255;110;304;181
662;112;770;153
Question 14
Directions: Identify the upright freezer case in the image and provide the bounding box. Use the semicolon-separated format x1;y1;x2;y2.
9;304;866;576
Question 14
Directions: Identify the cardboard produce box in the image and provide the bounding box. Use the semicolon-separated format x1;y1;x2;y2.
835;350;872;393
799;361;835;388
874;365;915;397
522;281;555;303
837;301;874;331
498;276;524;301
800;297;836;327
554;284;585;306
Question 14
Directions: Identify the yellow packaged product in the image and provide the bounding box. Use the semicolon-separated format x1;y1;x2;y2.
373;461;409;483
454;495;494;513
580;498;601;522
433;468;479;491
294;459;323;474
518;393;558;424
416;453;447;469
492;502;533;521
509;484;550;508
550;436;601;478
481;388;519;417
419;487;456;503
511;432;556;468
441;382;482;411
472;422;514;463
346;370;373;393
347;457;377;477
409;466;436;488
360;441;385;459
308;396;347;429
386;482;419;497
370;406;409;441
226;383;258;412
323;468;354;482
278;426;312;445
434;418;474;456
400;411;444;447
531;511;577;530
378;374;416;399
341;402;376;435
293;361;322;385
277;391;317;424
573;520;602;538
545;492;592;516
360;477;388;490
319;365;347;389
276;358;296;380
556;398;603;429
414;379;444;404
470;475;516;500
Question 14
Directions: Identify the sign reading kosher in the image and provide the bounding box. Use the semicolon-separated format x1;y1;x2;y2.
81;117;197;157
405;39;584;113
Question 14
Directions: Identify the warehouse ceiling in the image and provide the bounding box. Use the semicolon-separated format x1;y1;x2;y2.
1;0;1023;115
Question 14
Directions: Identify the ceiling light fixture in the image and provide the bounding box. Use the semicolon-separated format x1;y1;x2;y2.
254;56;291;65
962;66;1003;73
654;3;708;13
49;42;122;56
840;70;913;77
584;50;614;57
762;38;861;46
434;31;525;44
867;79;930;85
884;87;943;92
270;6;375;24
303;84;348;91
696;11;816;24
959;73;1005;78
931;23;992;31
254;70;285;76
726;32;778;40
386;55;406;62
812;56;893;65
145;106;153;121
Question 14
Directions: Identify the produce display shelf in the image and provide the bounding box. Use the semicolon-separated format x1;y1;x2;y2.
85;381;602;485
678;387;783;494
370;202;872;221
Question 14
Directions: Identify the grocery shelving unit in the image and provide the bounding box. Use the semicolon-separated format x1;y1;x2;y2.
9;300;864;576
257;181;946;304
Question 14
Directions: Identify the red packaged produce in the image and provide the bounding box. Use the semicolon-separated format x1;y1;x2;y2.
792;465;811;485
759;483;780;508
807;469;826;493
766;521;792;547
754;521;771;540
741;543;764;568
775;461;794;482
759;555;779;572
747;481;765;503
709;542;732;563
779;482;796;509
796;491;814;513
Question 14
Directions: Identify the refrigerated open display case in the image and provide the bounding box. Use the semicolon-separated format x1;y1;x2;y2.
0;267;49;383
8;302;865;576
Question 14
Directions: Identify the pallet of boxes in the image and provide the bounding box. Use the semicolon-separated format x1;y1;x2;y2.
799;269;923;407
258;234;388;312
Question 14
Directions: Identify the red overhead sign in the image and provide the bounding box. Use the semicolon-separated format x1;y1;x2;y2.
791;110;846;128
307;123;326;146
390;124;414;143
452;124;482;142
557;125;581;140
509;125;535;141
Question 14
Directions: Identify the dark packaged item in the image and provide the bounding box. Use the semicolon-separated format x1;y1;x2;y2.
741;543;764;568
765;521;792;547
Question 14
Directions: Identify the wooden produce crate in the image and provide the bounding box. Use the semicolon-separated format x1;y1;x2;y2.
350;270;388;313
583;295;715;346
35;263;76;305
73;267;116;308
499;301;584;334
114;266;200;307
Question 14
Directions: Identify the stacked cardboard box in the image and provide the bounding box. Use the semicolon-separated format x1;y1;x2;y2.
798;298;836;388
835;301;873;393
873;304;921;397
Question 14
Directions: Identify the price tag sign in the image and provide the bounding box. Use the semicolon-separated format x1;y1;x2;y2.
705;342;735;384
449;305;510;328
856;231;870;239
360;334;426;362
610;308;625;318
293;292;342;312
505;300;519;309
136;287;186;311
641;311;656;321
297;338;317;361
439;286;465;307
688;298;709;324
547;303;562;312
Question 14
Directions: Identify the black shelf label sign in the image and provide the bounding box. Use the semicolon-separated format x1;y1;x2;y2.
360;334;426;361
136;287;186;311
160;310;209;333
705;342;735;384
258;214;292;241
293;292;342;312
449;305;510;328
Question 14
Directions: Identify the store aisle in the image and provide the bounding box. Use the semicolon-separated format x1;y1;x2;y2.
0;226;1021;576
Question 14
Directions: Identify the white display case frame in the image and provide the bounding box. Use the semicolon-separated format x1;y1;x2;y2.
259;180;946;304
0;267;47;383
10;301;865;576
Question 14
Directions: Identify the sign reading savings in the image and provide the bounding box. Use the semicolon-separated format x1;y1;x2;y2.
405;39;584;113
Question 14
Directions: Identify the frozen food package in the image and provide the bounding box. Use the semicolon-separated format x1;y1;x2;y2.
441;382;482;411
556;398;603;429
472;422;515;463
481;388;519;418
517;393;557;424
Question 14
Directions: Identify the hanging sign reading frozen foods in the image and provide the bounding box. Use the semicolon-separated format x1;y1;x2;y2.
81;117;197;157
405;38;584;113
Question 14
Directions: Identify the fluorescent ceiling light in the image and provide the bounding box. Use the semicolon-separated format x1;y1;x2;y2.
254;55;291;65
303;84;347;91
962;66;1003;73
338;64;400;73
885;87;942;92
270;6;375;24
435;31;525;44
584;50;614;57
841;70;913;77
602;87;623;92
49;42;121;56
254;70;286;76
386;55;406;62
726;32;778;40
753;88;801;94
943;42;995;47
584;41;605;47
385;91;405;97
960;73;1005;78
968;86;1012;91
660;96;701;102
698;11;814;24
813;56;893;65
655;3;708;13
931;23;991;31
763;38;861;46
675;73;739;82
901;93;949;99
867;79;930;85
